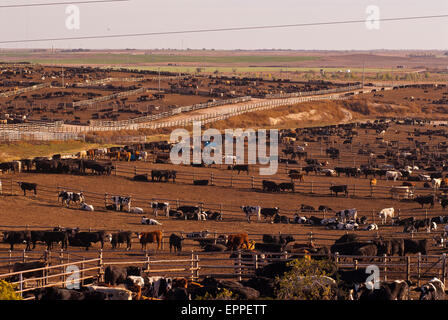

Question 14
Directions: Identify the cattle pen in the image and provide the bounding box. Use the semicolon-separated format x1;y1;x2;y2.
0;247;446;300
0;176;445;226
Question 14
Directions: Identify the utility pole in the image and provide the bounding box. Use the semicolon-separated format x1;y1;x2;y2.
362;61;365;88
158;67;161;92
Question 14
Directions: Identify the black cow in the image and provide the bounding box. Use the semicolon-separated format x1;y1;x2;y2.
202;244;227;252
228;164;249;175
133;174;149;182
43;231;68;250
318;205;333;212
273;213;290;224
262;180;279;192
12;261;46;285
413;218;431;231
104;265;142;286
69;231;109;250
278;182;294;192
254;242;285;252
414;195;434;208
30;230;47;250
169;234;184;253
17;182;37;196
33;287;105;300
330;185;348;197
151;170;176;182
404;239;428;255
262;234;294;245
300;204;315;212
3;231;31;251
110;231;132;250
440;198;448;210
193;180;209;186
308;216;323;225
260;207;279;222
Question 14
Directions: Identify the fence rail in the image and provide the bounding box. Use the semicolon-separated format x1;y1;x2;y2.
0;248;446;298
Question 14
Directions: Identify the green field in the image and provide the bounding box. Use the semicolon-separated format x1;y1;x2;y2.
0;53;320;65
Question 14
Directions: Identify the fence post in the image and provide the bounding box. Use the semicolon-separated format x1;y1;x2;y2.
443;253;446;286
406;256;411;282
8;250;11;273
251;176;255;189
417;253;421;286
98;249;104;282
383;254;387;282
145;250;151;271
195;254;200;280
237;250;242;281
210;173;214;186
310;181;314;194
190;251;195;281
19;273;23;298
253;253;258;272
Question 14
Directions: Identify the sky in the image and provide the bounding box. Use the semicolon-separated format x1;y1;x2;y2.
0;0;447;50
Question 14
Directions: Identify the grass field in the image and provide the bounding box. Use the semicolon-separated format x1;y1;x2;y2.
0;53;320;65
0;141;116;162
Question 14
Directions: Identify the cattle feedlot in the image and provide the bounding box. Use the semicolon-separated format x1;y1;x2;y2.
1;2;448;306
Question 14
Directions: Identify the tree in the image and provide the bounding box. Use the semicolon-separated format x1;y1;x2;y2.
0;280;22;300
275;258;338;300
196;288;237;300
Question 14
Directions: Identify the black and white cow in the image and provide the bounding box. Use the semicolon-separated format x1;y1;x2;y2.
111;196;132;212
241;206;261;223
58;191;85;208
413;278;446;300
151;202;170;217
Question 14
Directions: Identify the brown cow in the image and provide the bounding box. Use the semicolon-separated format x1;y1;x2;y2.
226;233;250;251
289;172;304;182
137;231;163;250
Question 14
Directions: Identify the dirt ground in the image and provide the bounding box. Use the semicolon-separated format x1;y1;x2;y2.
1;122;447;255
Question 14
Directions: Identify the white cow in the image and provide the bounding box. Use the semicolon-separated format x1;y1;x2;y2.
129;207;144;214
292;213;307;224
344;222;359;230
141;217;162;225
390;186;414;200
379;208;394;224
80;202;94;211
432;178;442;189
151;202;170;217
336;208;357;223
386;171;402;181
321;217;337;225
321;169;336;177
364;223;378;231
241;206;261;223
418;174;431;182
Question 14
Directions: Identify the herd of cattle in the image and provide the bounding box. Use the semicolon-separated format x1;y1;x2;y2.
4;228;447;300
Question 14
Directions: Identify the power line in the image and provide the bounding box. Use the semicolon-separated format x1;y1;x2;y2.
0;13;447;44
0;0;129;9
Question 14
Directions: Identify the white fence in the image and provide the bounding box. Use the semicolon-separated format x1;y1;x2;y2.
0;130;85;141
